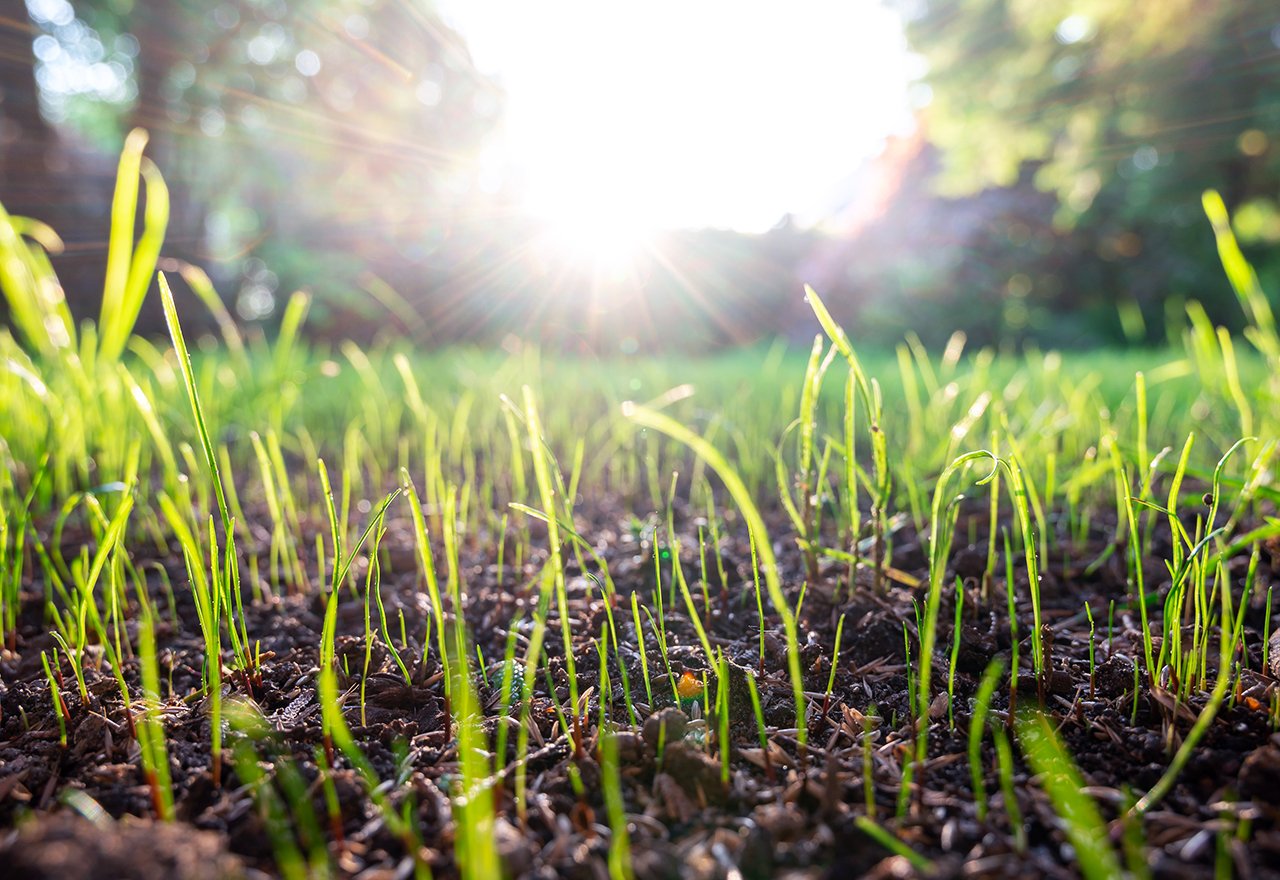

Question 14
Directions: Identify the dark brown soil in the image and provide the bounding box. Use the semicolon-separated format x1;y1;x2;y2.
2;499;1278;879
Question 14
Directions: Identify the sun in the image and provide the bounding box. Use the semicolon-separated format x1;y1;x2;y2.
538;212;650;275
529;186;650;276
442;1;914;240
507;109;661;271
516;143;656;271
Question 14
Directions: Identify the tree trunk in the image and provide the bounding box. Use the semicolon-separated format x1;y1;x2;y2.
127;1;203;266
0;0;59;220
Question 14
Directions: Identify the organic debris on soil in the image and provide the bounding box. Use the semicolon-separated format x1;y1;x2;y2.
2;491;1278;879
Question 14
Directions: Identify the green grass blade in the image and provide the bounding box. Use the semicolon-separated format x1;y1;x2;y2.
1016;709;1122;880
623;400;808;746
158;272;232;534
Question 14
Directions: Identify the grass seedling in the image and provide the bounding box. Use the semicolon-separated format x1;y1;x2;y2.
806;285;891;593
360;521;403;722
1016;709;1122;879
513;591;552;826
982;432;1000;603
993;454;1045;694
863;706;877;817
53;484;137;715
1122;471;1157;684
1003;528;1020;717
777;335;835;581
317;473;401;759
448;621;501;880
369;530;412;688
317;647;430;878
823;613;846;716
969;658;1004;822
749;526;766;674
2;456;46;648
622;402;808;746
0;194;75;361
992;725;1025;853
225;699;336;880
229;738;309;880
1118;788;1153;880
404;470;451;726
40;650;68;748
1203;189;1280;364
599;727;634;880
696;524;712;626
674;538;716;672
897;621;915;819
914;451;993;794
705;492;730;603
716;651;731;788
853;816;933;874
493;614;525;769
136;597;173;820
1265;586;1274;677
314;745;344;848
99;130;168;366
651;545;668;662
948;579;965;728
49;631;88;709
157;499;224;784
1085;600;1096;699
641;604;679;703
630;592;654;706
157;272;233;537
541;663;585;798
744;672;774;783
158;272;260;779
1132;559;1242;815
287;750;337;867
249;431;304;592
523;386;583;755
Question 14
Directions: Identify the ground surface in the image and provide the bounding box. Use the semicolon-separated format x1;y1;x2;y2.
3;492;1278;879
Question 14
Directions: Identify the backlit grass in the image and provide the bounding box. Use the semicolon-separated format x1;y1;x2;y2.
2;134;1279;877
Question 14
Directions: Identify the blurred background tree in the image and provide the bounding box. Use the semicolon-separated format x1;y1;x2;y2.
8;0;498;335
885;0;1280;340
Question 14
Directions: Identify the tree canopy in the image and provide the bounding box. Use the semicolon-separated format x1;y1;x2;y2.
884;0;1280;336
898;0;1280;220
15;0;500;327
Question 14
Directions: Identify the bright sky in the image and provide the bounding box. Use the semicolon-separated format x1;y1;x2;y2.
437;1;915;236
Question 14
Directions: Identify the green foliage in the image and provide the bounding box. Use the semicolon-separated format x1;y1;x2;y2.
0;203;72;358
100;130;168;365
898;1;1280;217
0;127;166;366
1016;709;1121;879
622;401;809;747
890;0;1280;342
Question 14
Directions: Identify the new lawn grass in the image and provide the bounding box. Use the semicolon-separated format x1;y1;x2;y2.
3;312;1278;878
2;147;1280;877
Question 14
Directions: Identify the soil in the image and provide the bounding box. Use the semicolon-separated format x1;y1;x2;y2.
2;498;1279;879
